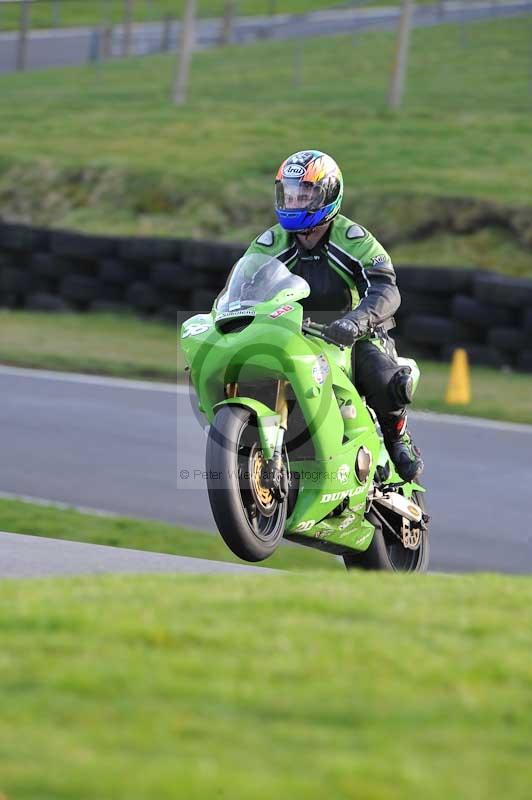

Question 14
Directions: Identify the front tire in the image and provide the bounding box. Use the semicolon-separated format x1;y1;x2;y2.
206;406;288;562
343;490;430;572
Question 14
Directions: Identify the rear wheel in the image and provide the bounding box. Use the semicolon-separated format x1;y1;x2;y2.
343;490;430;572
206;406;288;562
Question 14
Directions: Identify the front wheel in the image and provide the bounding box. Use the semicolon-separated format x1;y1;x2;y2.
343;490;430;572
206;406;288;562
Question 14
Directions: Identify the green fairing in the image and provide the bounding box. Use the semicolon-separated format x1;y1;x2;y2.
180;255;423;556
214;398;281;459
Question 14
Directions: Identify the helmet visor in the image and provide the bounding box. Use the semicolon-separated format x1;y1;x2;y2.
275;179;326;213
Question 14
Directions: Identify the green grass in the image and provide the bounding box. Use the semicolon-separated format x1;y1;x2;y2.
1;310;531;424
0;309;181;379
0;496;340;570
1;16;532;266
0;570;531;799
392;228;532;278
415;360;532;426
0;0;349;31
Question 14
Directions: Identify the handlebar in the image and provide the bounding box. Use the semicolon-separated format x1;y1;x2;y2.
302;318;346;350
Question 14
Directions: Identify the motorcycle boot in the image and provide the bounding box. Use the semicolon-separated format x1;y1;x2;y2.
381;411;424;483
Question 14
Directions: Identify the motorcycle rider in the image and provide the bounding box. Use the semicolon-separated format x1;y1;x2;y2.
242;149;423;482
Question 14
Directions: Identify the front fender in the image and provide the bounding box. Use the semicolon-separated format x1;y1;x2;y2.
213;398;281;460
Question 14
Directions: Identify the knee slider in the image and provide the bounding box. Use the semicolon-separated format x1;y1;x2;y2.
389;367;413;408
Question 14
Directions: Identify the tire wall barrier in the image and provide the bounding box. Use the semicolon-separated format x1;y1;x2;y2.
0;222;531;372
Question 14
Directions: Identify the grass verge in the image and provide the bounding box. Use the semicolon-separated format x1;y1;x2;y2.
414;359;532;426
0;497;340;572
0;570;531;799
0;310;182;380
1;17;532;273
2;18;530;202
1;310;530;425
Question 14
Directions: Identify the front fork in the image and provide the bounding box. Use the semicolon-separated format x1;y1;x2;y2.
267;381;289;499
226;379;289;500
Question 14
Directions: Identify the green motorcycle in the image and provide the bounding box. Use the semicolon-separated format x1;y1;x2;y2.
180;253;430;571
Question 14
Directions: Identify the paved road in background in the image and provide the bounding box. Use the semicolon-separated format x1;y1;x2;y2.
1;1;531;73
0;366;530;575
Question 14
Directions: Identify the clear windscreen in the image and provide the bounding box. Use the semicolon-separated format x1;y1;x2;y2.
215;254;309;313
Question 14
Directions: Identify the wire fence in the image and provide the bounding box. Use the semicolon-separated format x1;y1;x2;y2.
1;0;532;111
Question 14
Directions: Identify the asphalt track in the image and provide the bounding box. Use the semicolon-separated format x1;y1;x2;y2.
0;365;531;576
0;530;274;578
1;1;531;73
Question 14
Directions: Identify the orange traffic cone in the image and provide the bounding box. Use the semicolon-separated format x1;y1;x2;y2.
445;348;471;405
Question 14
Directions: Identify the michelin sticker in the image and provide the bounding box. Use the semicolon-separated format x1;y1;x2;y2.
312;354;329;385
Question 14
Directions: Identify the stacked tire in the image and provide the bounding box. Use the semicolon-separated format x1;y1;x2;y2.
1;219;532;373
0;223;245;322
395;267;532;370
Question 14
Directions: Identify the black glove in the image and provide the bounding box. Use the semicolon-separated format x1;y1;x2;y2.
323;317;360;346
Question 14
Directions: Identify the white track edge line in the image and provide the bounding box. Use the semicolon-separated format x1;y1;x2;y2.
1;365;530;432
0;491;123;518
0;364;182;393
411;410;532;434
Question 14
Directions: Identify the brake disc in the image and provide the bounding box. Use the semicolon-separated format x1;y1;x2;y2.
249;445;276;517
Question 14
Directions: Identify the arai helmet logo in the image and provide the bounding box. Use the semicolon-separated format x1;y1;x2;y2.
283;164;305;178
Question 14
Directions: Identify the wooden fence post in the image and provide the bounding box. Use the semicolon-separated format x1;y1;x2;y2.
122;0;134;57
173;0;196;105
220;1;236;46
102;25;113;59
51;0;60;28
388;0;414;110
16;0;31;72
161;14;172;52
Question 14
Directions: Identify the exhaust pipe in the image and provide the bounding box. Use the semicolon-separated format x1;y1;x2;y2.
372;489;423;523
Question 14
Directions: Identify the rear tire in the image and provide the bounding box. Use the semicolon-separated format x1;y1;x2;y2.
343;490;430;572
206;406;288;562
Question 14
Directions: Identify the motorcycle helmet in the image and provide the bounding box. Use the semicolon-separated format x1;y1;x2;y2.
275;150;343;233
